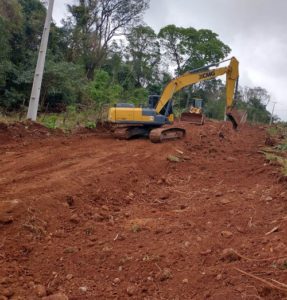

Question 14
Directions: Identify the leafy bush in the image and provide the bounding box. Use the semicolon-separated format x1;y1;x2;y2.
85;121;96;129
42;115;57;129
87;70;123;105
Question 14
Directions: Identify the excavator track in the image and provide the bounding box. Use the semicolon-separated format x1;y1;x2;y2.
113;126;150;140
113;127;130;140
149;127;186;143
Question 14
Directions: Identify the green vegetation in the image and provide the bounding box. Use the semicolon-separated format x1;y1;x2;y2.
263;125;287;177
267;126;280;137
38;104;106;132
267;154;287;177
0;0;276;125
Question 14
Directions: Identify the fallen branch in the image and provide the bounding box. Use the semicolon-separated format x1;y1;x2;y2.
265;226;279;236
271;279;287;289
229;248;287;262
155;263;162;272
234;267;287;293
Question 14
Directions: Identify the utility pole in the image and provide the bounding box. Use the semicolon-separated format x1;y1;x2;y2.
269;102;276;125
27;0;55;121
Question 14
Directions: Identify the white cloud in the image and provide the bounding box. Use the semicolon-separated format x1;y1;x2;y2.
53;0;72;25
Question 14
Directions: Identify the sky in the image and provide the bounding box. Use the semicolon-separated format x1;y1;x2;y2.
53;0;287;120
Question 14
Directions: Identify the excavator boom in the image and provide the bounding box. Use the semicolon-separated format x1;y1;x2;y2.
156;57;240;128
155;67;227;114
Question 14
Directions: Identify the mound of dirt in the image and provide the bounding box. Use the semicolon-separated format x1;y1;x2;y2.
0;121;62;146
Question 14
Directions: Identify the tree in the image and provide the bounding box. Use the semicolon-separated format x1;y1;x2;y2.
40;59;86;111
241;86;270;107
64;0;149;80
0;0;84;112
158;25;231;75
0;0;22;27
126;25;160;88
87;70;123;105
184;29;231;71
0;19;11;89
0;0;23;92
239;86;271;123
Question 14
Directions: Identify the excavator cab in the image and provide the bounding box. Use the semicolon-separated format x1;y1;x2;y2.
148;95;174;122
181;98;205;125
148;95;160;109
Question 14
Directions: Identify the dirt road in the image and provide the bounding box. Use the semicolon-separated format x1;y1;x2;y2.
0;121;286;299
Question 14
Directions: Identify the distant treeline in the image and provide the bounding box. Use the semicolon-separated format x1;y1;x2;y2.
0;0;274;123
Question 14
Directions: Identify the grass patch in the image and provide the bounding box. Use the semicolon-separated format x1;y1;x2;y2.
0;104;109;132
263;124;287;177
131;224;142;233
38;105;107;132
275;139;287;151
41;115;58;129
264;152;287;177
267;124;287;137
267;126;280;137
265;152;279;162
0;113;26;124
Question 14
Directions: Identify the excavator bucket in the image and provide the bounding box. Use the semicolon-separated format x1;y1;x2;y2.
180;112;204;125
226;108;247;129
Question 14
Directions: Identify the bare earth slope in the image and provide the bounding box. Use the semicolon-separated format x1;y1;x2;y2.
0;121;286;299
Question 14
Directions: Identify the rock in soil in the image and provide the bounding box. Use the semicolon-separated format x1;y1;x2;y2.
167;155;181;162
1;288;14;297
42;293;68;300
159;268;173;281
220;248;241;262
65;196;74;207
126;285;137;296
35;284;47;297
221;230;233;238
216;274;223;280
79;286;88;293
63;247;79;254
0;199;20;225
113;278;120;284
66;274;73;280
69;213;80;224
0;215;13;224
0;199;20;214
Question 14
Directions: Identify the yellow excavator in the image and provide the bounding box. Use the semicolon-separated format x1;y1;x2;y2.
108;57;240;142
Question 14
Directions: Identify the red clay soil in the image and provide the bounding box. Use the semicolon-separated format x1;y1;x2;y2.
0;120;287;299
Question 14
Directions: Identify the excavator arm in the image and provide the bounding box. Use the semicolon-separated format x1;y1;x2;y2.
155;57;240;127
225;57;239;109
